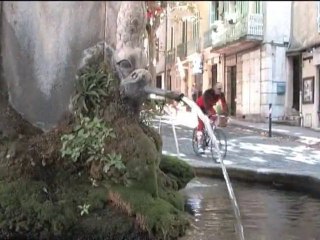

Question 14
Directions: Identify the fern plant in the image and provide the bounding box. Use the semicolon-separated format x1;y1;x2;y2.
72;67;114;117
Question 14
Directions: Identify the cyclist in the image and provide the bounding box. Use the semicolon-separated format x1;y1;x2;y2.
195;82;228;154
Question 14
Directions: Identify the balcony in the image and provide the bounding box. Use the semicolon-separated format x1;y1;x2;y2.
187;38;201;56
177;42;187;61
211;14;264;54
166;48;176;66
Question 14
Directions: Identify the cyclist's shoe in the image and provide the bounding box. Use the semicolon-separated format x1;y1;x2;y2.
198;146;205;154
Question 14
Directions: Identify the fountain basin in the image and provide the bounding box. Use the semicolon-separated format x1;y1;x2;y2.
193;166;320;197
180;177;320;240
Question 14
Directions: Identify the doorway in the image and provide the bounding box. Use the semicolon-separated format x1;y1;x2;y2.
292;55;301;111
230;66;237;116
211;64;218;88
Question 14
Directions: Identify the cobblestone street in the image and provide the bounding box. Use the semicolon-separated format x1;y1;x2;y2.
157;114;320;178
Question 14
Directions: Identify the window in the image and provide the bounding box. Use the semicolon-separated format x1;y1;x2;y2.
156;38;159;61
193;12;200;39
210;1;219;25
182;21;187;43
156;76;162;88
168;74;172;91
170;27;174;50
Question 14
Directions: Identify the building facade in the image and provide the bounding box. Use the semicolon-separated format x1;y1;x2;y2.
287;1;320;130
156;1;292;123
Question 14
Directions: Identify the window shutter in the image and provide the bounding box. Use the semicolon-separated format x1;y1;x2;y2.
210;2;215;25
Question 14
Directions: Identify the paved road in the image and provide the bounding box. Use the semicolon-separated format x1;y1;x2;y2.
156;115;320;178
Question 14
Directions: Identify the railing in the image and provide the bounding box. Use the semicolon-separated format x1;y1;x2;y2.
212;13;264;49
177;42;187;61
166;48;175;65
187;38;201;56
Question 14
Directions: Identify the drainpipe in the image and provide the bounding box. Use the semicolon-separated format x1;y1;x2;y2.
163;1;168;90
288;2;294;49
299;90;303;127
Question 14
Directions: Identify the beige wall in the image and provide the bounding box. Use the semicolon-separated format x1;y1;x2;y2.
291;1;320;49
197;1;210;37
301;51;320;128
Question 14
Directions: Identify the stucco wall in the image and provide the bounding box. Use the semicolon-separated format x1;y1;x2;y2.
290;1;320;49
264;1;291;44
1;1;106;130
241;48;261;115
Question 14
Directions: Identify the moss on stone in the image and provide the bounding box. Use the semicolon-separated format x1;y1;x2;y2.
109;183;189;240
0;164;150;239
159;155;195;190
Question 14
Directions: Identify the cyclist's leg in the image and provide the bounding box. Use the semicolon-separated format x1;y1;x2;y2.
197;118;205;153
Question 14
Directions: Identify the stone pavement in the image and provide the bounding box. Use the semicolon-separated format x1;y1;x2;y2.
156;113;320;179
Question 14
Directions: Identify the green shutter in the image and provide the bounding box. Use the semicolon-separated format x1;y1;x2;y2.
224;1;229;14
256;1;261;14
211;2;215;25
243;2;248;16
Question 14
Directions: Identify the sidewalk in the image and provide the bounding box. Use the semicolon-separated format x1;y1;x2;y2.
229;118;320;146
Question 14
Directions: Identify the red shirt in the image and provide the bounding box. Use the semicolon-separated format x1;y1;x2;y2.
196;89;228;113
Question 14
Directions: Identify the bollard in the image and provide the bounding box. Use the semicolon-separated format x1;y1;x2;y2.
269;103;272;137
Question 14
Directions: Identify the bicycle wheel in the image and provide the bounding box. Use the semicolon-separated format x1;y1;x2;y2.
210;128;227;160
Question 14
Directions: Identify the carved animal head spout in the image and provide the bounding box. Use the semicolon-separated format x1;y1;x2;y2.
114;47;148;79
114;46;150;105
119;68;152;103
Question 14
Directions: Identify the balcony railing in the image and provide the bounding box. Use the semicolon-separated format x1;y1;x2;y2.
166;48;175;65
187;38;201;56
177;42;187;61
212;13;264;49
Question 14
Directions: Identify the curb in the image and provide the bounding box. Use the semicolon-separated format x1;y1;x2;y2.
193;165;320;197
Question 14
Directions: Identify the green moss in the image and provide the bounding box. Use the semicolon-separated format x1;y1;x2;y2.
158;189;185;211
0;173;112;239
159;155;195;190
110;183;189;240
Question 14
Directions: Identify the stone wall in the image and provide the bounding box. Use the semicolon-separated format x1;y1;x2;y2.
0;1;118;131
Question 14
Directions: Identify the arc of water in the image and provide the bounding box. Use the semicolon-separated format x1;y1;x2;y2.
181;97;245;240
158;115;162;134
162;107;180;157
